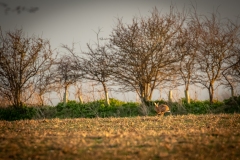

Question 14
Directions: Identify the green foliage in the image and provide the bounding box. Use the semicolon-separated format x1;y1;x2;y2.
223;96;240;113
168;102;187;115
224;96;240;106
54;99;140;118
37;97;240;119
0;106;36;121
184;100;213;114
34;106;57;119
170;99;224;115
120;102;139;117
1;96;239;121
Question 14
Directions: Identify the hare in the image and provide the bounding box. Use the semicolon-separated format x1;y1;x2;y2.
154;103;170;116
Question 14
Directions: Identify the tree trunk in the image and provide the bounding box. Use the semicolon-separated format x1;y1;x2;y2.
14;88;22;108
78;94;83;104
102;82;110;106
168;90;172;103
209;83;214;104
185;90;190;104
139;84;146;103
144;83;151;101
230;85;235;98
40;95;44;106
105;92;110;106
209;90;213;104
63;85;68;106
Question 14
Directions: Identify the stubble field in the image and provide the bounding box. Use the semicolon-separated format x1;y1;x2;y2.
0;114;240;160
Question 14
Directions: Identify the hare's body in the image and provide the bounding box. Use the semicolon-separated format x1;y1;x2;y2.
154;103;170;116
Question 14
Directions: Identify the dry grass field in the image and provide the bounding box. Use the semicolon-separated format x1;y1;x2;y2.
0;114;240;160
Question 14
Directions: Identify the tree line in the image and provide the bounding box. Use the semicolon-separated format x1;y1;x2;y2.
0;6;239;108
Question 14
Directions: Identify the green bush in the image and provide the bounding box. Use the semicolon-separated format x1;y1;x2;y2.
1;97;239;121
224;96;240;106
54;99;141;118
0;106;36;121
169;99;224;115
34;106;57;119
184;101;210;114
187;100;223;114
223;96;240;113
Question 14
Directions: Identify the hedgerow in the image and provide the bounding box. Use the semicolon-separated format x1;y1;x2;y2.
0;96;239;121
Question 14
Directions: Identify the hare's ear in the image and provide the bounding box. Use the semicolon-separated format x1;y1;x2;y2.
154;103;157;106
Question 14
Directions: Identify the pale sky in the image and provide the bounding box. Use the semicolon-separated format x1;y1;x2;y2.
1;0;240;103
1;0;240;50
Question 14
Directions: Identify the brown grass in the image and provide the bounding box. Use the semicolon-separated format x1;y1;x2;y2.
0;114;240;160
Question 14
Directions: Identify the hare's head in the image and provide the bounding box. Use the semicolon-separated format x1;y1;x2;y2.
154;102;161;112
154;102;159;110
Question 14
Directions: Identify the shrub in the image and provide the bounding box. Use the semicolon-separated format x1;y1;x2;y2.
223;96;240;113
2;97;238;121
54;99;141;118
0;106;36;121
34;106;57;119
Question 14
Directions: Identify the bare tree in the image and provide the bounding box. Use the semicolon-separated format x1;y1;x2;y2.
54;55;78;105
109;7;186;103
222;48;240;97
193;12;240;104
63;31;113;106
74;82;84;104
0;28;54;107
176;20;200;103
34;65;57;106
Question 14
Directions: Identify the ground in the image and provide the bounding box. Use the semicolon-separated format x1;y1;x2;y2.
0;114;240;160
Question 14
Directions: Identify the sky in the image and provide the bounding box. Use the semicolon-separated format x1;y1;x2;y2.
0;0;240;104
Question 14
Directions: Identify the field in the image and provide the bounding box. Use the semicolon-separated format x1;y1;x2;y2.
0;114;240;160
